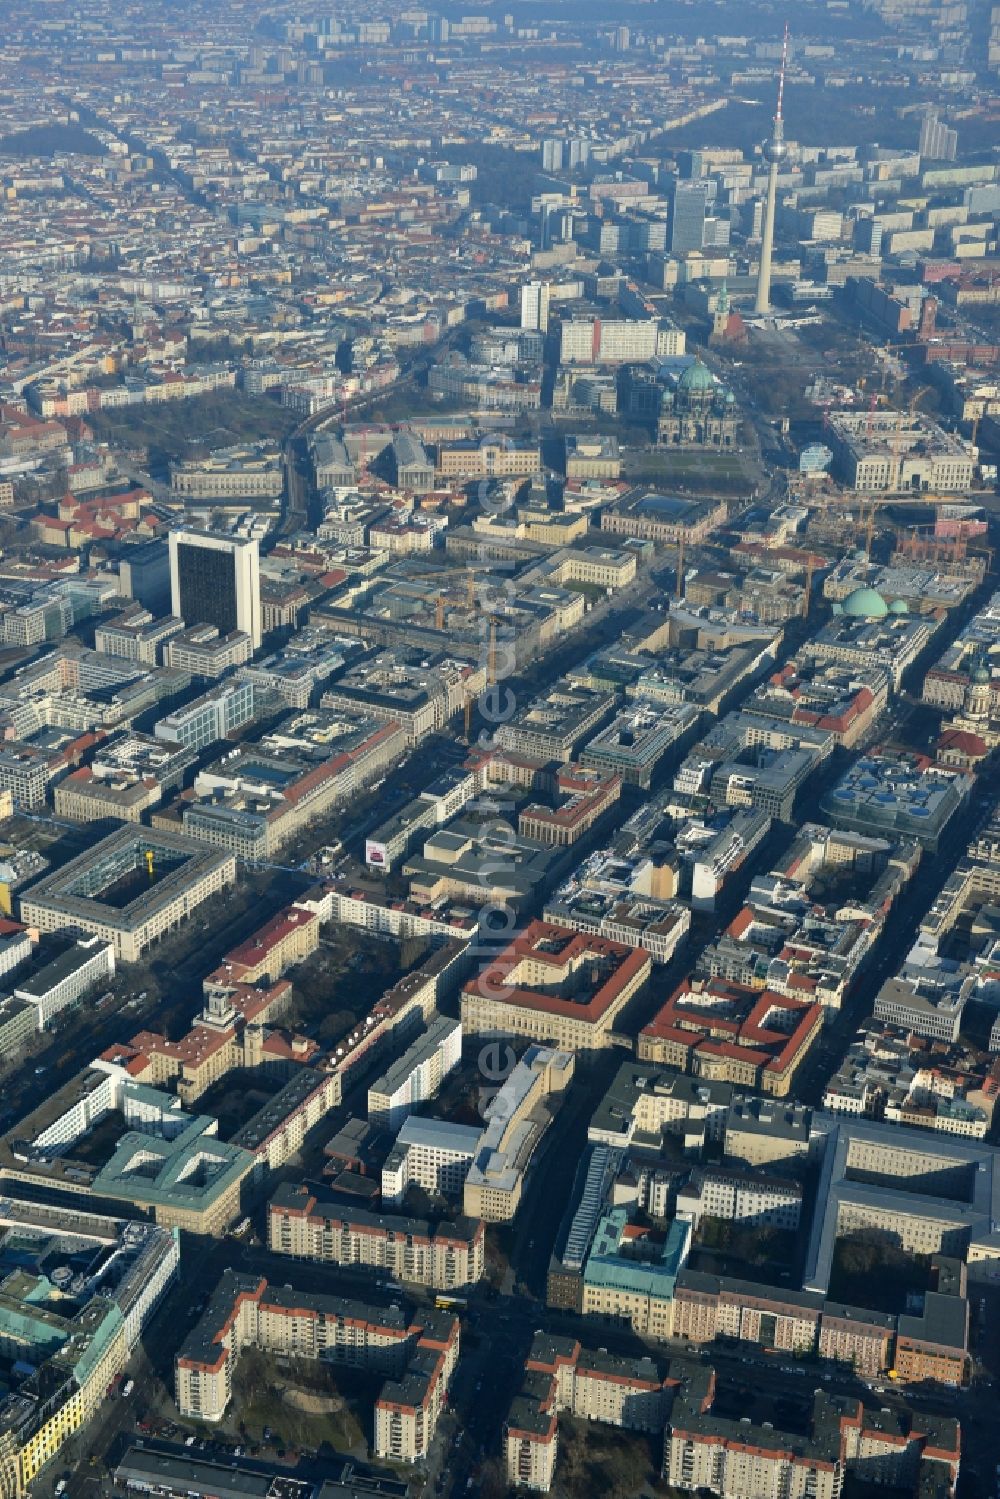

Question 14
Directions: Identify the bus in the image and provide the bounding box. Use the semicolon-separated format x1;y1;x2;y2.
434;1294;468;1312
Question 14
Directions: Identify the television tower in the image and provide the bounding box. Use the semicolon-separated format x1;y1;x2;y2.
754;25;789;316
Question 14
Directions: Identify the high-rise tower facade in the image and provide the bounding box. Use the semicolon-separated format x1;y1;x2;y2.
169;529;262;649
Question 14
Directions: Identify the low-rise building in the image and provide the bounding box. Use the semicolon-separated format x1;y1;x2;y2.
639;977;823;1098
154;678;255;752
13;937;115;1030
821;751;972;852
580;701;700;789
464;1046;575;1221
497;681;616;764
462;921;651;1051
20;826;236;962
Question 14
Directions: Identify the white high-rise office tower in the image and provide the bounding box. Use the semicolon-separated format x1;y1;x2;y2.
520;280;550;333
169;529;262;649
754;26;789;316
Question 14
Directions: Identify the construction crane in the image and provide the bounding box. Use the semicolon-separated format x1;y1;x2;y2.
802;554;815;619
488;616;498;688
145;850;154;877
675;536;685;601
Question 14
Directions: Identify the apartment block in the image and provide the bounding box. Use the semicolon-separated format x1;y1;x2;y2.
175;1271;459;1464
367;1014;462;1128
267;1184;485;1289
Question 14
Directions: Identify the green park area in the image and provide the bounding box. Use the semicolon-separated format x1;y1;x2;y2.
88;389;298;471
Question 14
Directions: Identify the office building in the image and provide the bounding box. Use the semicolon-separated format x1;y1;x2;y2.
382;1116;482;1205
820;751;972;852
803;1113;1000;1293
496;681;615;763
168;528;262;649
639;976;823;1098
154;679;255;752
580;701;700;789
462;921;651;1051
520;280;550;333
13;938;115;1030
463;1047;575;1221
670;182;709;253
0;1204;178;1497
20;825;236;962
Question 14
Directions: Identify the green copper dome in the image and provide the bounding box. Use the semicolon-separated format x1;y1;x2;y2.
888;598;908;615
678;359;714;393
842;586;888;620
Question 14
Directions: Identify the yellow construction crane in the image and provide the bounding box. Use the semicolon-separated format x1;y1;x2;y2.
488;617;498;688
145;850;154;877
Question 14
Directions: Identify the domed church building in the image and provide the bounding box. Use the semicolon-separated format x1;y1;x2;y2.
656;357;741;449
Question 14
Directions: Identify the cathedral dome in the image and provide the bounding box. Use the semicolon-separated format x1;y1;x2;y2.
678;360;714;395
842;586;888;620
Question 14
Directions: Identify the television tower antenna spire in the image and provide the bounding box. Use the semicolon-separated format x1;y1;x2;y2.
754;23;790;316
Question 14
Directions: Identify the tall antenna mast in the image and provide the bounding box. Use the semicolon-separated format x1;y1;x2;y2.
776;23;788;125
754;24;790;316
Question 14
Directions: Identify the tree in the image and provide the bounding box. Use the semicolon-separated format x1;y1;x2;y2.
477;1457;510;1499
